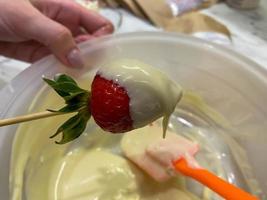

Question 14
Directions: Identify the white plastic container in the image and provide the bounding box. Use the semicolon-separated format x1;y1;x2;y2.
0;32;267;199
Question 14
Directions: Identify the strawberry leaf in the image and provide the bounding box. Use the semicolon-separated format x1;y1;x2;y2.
43;74;87;99
43;80;84;94
56;119;87;144
54;74;77;85
47;102;86;113
58;103;86;113
65;92;90;105
43;74;92;144
43;77;69;97
53;110;91;144
50;114;81;138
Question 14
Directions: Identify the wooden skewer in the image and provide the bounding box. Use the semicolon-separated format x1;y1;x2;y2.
0;111;67;127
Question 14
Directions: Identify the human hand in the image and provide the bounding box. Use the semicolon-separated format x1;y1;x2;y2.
0;0;113;67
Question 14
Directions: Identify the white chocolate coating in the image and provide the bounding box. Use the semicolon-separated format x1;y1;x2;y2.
97;59;183;131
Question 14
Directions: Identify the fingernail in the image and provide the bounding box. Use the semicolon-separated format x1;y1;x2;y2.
67;48;84;68
93;24;114;37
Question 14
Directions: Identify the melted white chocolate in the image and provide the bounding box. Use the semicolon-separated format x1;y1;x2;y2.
121;125;199;182
97;59;183;134
11;124;199;200
10;83;198;200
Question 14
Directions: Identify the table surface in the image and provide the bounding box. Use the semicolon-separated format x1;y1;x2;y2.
0;1;267;89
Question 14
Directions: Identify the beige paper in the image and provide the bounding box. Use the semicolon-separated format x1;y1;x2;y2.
165;12;231;39
134;0;173;27
200;0;219;8
118;0;147;19
102;0;120;8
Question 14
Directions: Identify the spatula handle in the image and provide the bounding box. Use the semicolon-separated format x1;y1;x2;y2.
174;158;258;200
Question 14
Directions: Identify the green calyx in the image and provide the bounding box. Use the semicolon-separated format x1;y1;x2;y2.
43;74;91;144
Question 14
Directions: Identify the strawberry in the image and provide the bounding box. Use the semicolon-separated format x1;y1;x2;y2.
90;75;133;133
43;73;134;144
43;59;182;144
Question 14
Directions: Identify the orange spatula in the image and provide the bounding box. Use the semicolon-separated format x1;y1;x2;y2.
121;126;258;200
174;158;258;200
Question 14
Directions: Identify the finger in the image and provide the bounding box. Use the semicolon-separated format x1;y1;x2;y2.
0;40;50;63
31;45;51;62
74;34;95;44
93;25;114;37
78;7;114;36
17;6;84;67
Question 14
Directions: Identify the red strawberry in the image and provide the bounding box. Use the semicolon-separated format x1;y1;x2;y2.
90;75;133;133
44;60;182;144
44;73;135;144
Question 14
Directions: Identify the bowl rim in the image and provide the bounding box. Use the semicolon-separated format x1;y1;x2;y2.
1;31;267;117
1;31;267;198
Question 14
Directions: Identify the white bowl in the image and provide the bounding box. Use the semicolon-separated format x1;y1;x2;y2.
0;57;29;89
1;32;267;199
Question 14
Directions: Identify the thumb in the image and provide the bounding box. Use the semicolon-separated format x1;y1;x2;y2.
23;8;84;67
